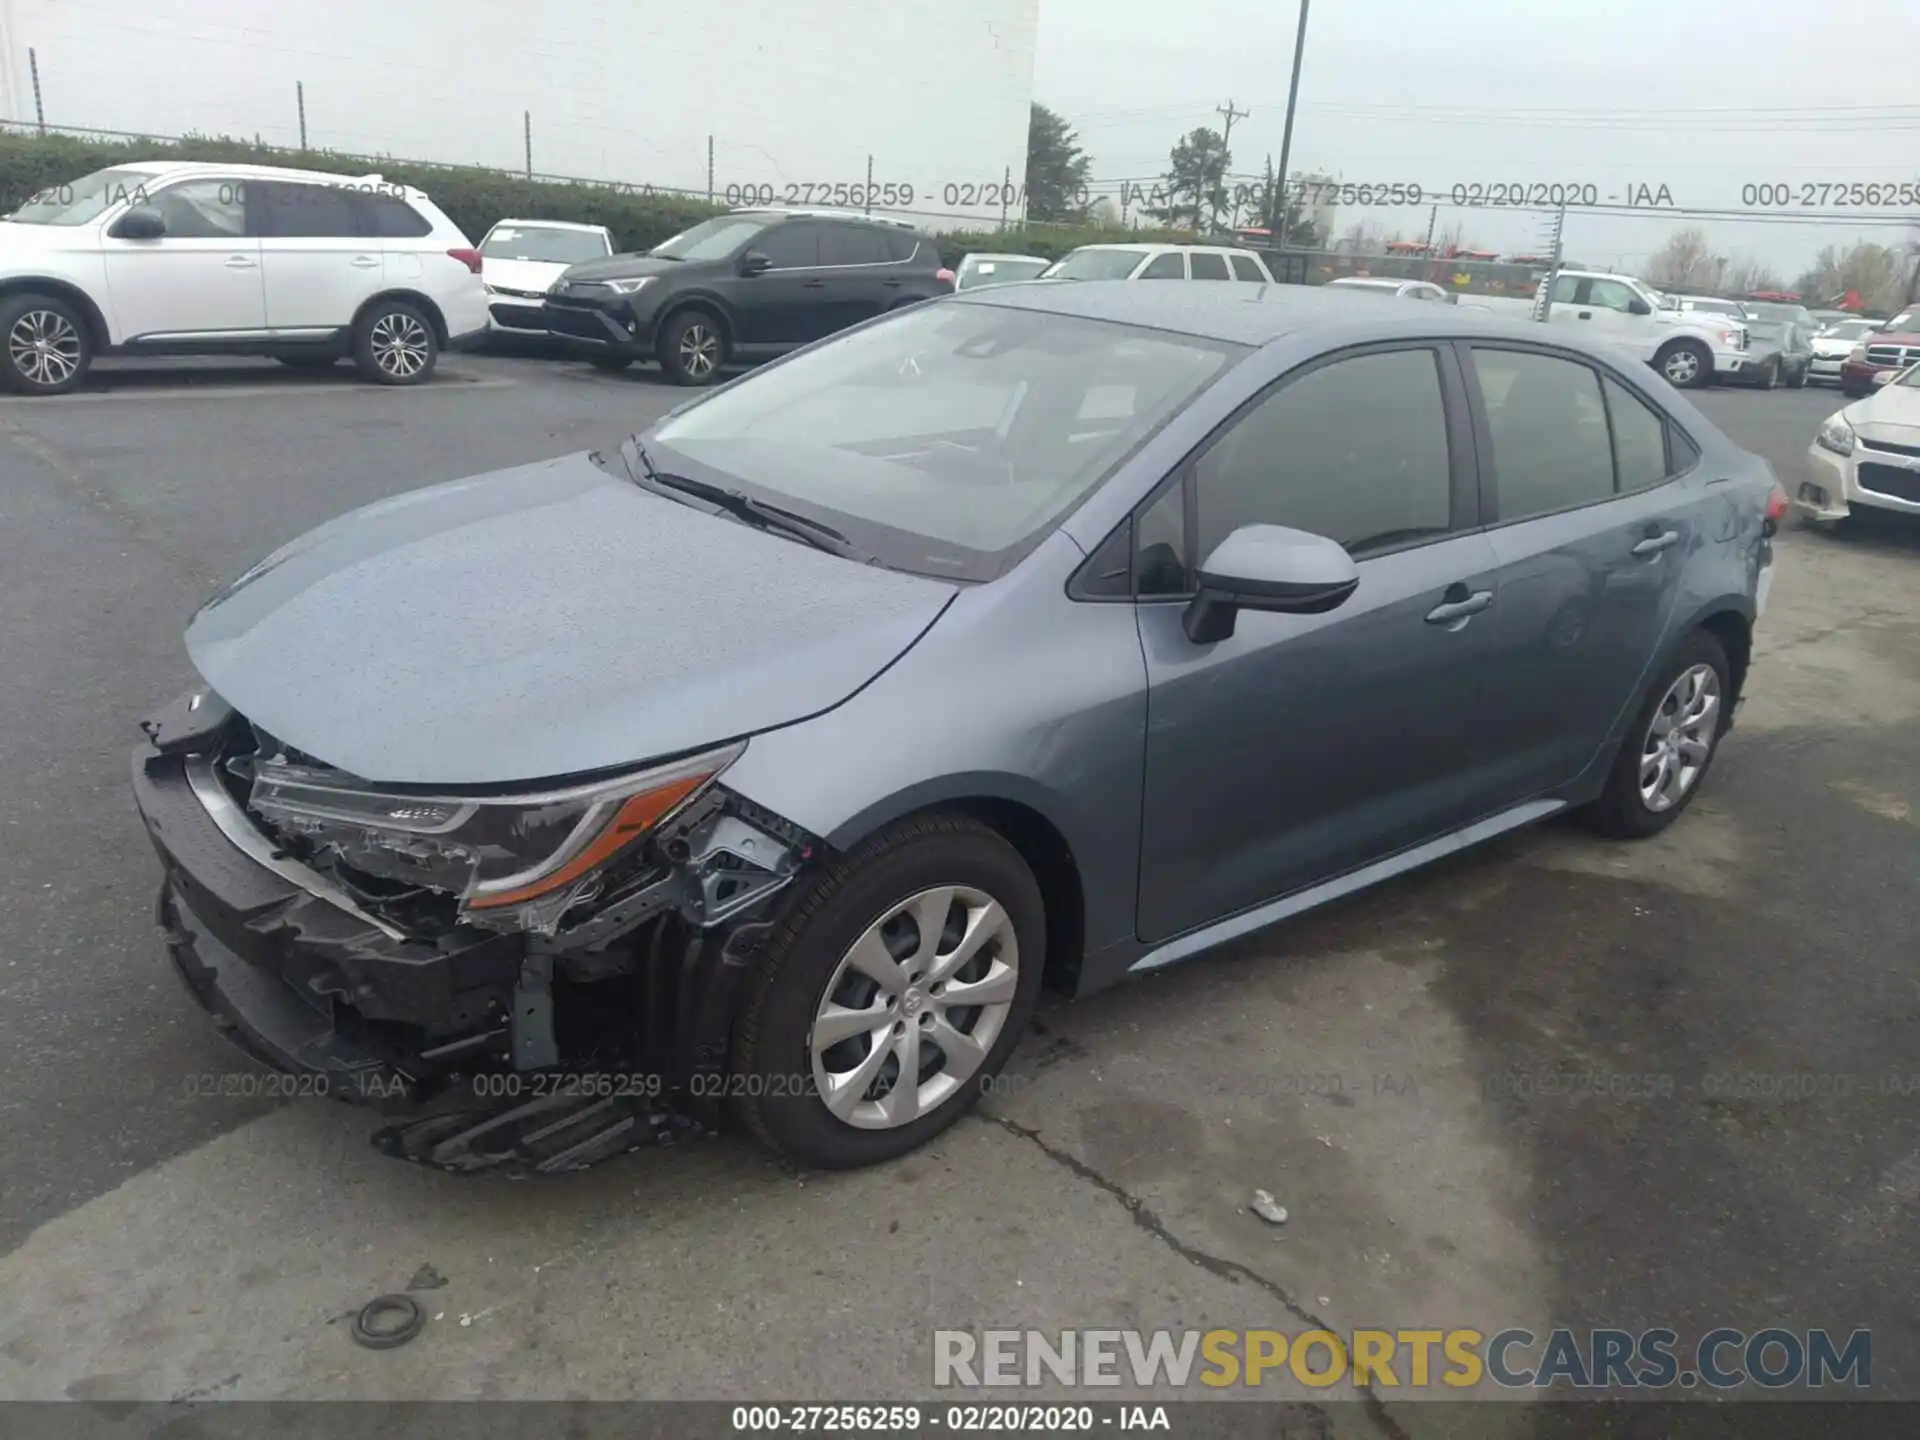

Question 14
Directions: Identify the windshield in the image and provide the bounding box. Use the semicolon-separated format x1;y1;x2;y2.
5;167;160;225
1821;319;1877;340
1044;249;1147;281
649;215;772;261
648;301;1241;581
481;225;611;264
958;257;1052;289
1886;310;1918;333
1686;299;1747;318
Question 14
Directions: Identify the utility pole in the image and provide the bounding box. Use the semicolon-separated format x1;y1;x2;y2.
1272;0;1311;249
1531;201;1567;322
1215;99;1248;150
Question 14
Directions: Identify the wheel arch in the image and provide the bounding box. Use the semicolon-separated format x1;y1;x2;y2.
353;289;448;346
0;277;112;349
821;777;1089;997
654;293;736;349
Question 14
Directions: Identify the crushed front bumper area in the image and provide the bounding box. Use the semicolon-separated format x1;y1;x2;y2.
131;698;817;1174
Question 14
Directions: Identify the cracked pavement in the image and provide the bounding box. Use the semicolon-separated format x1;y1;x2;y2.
0;363;1915;1433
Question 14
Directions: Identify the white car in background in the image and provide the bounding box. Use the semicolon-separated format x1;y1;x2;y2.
1801;362;1920;523
1808;316;1881;386
953;252;1052;291
478;218;616;334
1041;243;1276;283
0;160;488;393
1327;276;1458;303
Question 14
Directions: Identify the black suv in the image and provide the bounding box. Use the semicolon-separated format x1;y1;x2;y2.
543;208;953;385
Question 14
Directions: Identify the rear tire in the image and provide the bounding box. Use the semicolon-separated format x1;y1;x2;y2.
732;815;1045;1169
1581;629;1731;839
1787;364;1808;389
658;308;727;386
0;293;92;395
352;299;438;386
588;355;634;373
1655;339;1711;390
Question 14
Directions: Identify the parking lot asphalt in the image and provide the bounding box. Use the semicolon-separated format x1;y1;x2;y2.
0;356;1915;1426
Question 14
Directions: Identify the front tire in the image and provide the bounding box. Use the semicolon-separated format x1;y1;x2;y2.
588;355;634;373
0;293;92;395
1655;339;1711;390
1582;629;1730;839
732;815;1045;1169
352;300;438;385
658;308;727;386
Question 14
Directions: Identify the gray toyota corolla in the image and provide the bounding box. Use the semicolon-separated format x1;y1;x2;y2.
133;282;1782;1174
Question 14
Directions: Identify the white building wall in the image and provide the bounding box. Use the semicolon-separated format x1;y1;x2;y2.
0;0;1039;230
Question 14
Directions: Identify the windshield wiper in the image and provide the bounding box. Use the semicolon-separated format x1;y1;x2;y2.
613;435;877;564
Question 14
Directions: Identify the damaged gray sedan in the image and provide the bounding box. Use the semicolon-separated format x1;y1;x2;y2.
133;283;1777;1173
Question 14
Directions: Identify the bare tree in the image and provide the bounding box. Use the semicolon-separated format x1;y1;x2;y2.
1646;227;1723;290
1722;256;1785;295
1793;241;1911;312
1337;219;1385;254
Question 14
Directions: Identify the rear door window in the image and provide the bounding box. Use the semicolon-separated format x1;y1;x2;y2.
1138;252;1186;280
1188;252;1231;281
356;192;432;238
1229;254;1266;281
249;182;361;239
1470;348;1616;521
820;224;888;266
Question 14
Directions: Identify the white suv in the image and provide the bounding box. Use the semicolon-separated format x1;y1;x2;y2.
0;160;489;394
1041;243;1276;283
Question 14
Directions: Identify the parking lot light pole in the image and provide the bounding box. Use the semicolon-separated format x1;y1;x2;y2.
1272;0;1310;249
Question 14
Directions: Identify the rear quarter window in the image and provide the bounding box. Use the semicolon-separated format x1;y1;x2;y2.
356;192;432;238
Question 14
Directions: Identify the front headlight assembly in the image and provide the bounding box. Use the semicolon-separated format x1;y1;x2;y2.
243;742;744;931
601;276;656;296
1816;414;1856;457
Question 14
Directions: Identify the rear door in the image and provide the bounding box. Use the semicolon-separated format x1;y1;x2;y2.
817;223;896;332
249;181;383;334
1459;341;1703;800
1134;343;1505;942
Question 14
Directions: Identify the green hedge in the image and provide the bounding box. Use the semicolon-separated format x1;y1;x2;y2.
0;130;724;252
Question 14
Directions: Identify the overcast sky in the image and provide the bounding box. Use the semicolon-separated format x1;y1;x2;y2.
1032;0;1919;279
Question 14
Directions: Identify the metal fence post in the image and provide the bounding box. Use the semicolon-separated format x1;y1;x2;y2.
524;110;532;178
865;154;873;215
1000;165;1011;231
29;48;45;134
707;136;714;205
296;81;307;149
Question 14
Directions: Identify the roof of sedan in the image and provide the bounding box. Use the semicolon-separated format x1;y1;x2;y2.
953;278;1575;350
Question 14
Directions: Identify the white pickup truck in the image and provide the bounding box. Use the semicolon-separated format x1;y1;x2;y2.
1461;269;1751;389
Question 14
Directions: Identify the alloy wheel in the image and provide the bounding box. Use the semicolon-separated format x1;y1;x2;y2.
1663;350;1701;385
808;886;1019;1130
1639;663;1720;812
8;309;81;388
677;323;720;380
369;312;431;379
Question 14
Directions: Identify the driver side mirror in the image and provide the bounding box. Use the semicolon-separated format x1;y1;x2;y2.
110;206;166;240
1627;297;1651;316
738;251;772;276
1182;524;1360;645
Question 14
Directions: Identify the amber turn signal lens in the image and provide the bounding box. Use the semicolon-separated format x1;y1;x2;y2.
463;773;710;910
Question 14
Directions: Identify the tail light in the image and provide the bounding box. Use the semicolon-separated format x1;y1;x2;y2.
1765;484;1788;523
936;267;956;289
447;248;483;274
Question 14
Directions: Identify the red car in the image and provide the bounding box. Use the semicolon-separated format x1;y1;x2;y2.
1839;304;1920;396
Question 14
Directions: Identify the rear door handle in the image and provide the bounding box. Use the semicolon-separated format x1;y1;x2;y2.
224;256;257;269
1425;589;1493;625
803;278;828;289
1632;529;1680;557
883;278;904;287
350;256;381;269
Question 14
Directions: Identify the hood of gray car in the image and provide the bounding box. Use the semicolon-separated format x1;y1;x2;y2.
185;453;957;786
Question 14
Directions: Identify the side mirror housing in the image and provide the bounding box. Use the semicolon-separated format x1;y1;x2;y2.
1182;524;1360;644
110;206;166;240
738;251;772;276
1627;297;1652;316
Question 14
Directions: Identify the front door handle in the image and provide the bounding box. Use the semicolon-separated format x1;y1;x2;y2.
803;278;828;289
883;278;904;287
224;256;257;269
1632;528;1680;557
1425;588;1493;625
350;256;381;269
1577;310;1592;319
